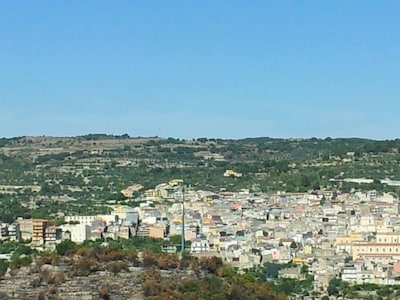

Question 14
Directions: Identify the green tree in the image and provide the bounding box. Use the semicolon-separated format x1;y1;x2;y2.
0;260;9;276
56;239;77;255
300;264;309;274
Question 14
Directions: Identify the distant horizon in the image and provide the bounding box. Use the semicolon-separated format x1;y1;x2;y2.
1;2;400;140
1;133;398;142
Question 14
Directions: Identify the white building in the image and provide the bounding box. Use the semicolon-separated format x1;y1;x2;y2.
191;238;210;253
60;224;91;243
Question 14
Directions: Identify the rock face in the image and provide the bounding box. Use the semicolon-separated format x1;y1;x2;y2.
0;261;145;300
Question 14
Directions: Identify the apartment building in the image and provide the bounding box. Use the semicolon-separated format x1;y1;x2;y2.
32;219;49;244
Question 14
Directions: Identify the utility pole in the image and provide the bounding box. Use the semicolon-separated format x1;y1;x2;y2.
181;185;185;254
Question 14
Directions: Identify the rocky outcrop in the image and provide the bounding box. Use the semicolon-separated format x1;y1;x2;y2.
0;261;144;300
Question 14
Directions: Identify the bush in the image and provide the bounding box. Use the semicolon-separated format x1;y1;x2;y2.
56;239;77;256
199;256;223;274
104;261;129;274
10;254;32;269
0;260;9;276
73;257;99;276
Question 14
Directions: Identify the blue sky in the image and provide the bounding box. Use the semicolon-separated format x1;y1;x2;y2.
1;1;399;139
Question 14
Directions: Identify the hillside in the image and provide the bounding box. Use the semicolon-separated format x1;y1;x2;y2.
0;135;400;220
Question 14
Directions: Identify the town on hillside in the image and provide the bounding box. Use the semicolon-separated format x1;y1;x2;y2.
2;136;400;298
2;179;400;290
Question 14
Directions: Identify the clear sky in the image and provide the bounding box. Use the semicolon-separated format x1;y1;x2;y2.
1;1;399;140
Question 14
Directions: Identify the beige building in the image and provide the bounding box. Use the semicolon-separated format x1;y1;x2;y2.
137;223;165;239
149;225;164;239
376;232;400;244
303;244;313;255
16;217;33;241
224;170;242;178
351;232;400;258
352;243;400;259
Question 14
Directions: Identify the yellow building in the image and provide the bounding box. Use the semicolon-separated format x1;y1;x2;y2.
335;233;364;245
293;256;307;265
335;233;364;254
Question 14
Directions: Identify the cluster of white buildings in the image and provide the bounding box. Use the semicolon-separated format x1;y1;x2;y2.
4;179;400;292
132;185;400;290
